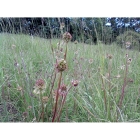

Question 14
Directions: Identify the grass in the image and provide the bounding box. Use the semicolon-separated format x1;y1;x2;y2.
0;33;140;122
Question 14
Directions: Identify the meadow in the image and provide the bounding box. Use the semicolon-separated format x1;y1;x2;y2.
0;33;140;122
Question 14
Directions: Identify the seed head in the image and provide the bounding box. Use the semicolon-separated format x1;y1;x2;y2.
127;58;132;65
58;84;67;96
11;44;16;49
107;54;113;59
89;59;93;64
27;106;32;110
33;79;46;95
17;86;23;91
56;59;67;72
125;42;131;49
35;79;45;88
63;32;72;43
126;54;128;57
71;80;79;87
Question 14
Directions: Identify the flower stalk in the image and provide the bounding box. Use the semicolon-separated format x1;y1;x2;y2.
52;72;62;122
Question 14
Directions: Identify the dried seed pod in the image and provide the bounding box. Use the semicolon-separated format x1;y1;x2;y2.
56;59;67;72
63;32;72;43
71;80;79;87
33;79;46;95
106;54;113;59
58;84;67;96
127;58;132;65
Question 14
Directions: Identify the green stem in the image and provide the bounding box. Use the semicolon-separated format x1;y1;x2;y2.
100;73;107;112
119;60;128;108
108;60;112;121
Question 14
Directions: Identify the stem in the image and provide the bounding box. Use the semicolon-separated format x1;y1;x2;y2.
108;60;112;94
48;69;56;98
52;72;62;122
107;59;112;120
38;93;44;122
57;95;66;122
100;73;107;112
41;96;44;122
64;43;68;60
56;86;72;122
119;61;128;108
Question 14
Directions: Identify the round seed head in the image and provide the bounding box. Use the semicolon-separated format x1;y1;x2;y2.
71;80;79;87
63;32;72;43
33;79;46;95
56;59;67;72
58;84;67;96
107;54;113;59
127;58;132;65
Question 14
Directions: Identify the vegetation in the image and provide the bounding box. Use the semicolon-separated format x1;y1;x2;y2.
0;18;140;44
0;32;140;122
116;30;140;50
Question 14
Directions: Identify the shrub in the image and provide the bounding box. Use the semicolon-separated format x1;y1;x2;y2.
116;30;140;50
85;39;92;45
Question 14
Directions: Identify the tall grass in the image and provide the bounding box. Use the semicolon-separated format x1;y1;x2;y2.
0;33;140;122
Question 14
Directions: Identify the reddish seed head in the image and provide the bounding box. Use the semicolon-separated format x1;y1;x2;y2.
58;84;67;96
35;79;45;88
71;80;79;87
33;79;46;95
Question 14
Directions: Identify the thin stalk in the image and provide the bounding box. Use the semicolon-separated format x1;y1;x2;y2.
107;59;112;120
48;69;56;98
56;96;65;122
57;18;63;38
64;43;68;60
100;74;107;112
52;72;62;122
119;60;128;108
20;52;36;119
56;86;72;122
99;67;107;112
40;94;44;122
108;59;112;94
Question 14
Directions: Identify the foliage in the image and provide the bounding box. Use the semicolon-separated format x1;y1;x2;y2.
0;17;140;46
116;30;140;50
1;33;140;122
